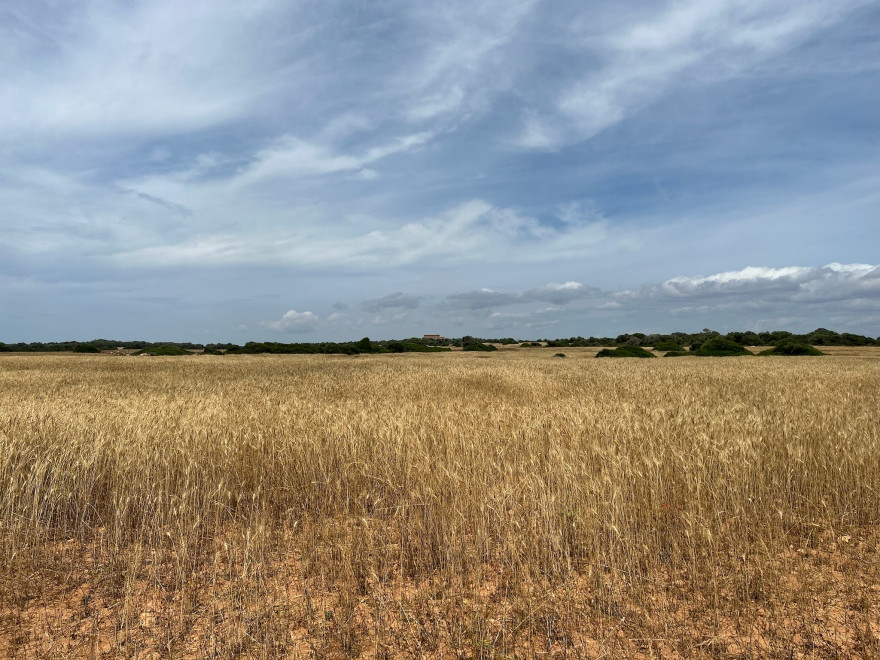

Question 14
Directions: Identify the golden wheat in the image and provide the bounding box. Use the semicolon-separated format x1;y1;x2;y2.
0;349;877;658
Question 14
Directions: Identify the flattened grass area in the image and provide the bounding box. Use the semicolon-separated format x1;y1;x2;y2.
0;349;877;658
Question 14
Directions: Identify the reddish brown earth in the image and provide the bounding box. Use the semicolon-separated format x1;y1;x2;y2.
2;527;876;659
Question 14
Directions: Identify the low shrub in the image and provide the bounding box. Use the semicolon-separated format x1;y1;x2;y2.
463;342;497;352
596;346;656;358
652;341;684;352
692;338;752;357
759;340;824;356
554;353;566;358
663;351;689;357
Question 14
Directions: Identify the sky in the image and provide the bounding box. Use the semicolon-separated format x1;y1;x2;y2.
1;0;878;342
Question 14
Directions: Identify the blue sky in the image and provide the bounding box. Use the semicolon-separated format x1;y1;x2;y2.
1;0;877;342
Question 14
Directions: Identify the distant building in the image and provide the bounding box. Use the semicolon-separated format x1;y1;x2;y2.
423;334;444;341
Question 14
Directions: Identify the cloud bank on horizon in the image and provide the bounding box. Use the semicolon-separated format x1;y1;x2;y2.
1;0;877;341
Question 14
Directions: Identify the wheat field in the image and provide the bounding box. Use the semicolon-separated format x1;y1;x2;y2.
0;349;877;658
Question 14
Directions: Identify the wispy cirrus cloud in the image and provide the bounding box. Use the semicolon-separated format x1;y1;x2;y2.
108;199;608;269
517;0;873;148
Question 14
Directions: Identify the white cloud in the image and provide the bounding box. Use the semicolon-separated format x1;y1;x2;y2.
617;264;880;314
659;265;813;296
432;263;879;335
263;309;319;333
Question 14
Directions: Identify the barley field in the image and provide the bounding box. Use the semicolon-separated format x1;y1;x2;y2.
0;349;877;658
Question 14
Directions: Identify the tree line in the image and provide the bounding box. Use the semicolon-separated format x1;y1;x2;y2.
0;327;876;354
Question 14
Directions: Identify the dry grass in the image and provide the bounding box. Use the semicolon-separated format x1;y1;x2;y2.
0;349;877;658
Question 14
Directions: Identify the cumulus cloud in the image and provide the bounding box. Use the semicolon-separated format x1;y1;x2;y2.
630;263;880;304
263;310;319;333
430;263;879;336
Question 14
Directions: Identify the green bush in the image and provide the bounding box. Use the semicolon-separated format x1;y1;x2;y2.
554;353;566;358
462;336;497;352
652;341;684;352
663;351;689;357
463;343;497;352
759;340;824;356
596;346;656;358
73;343;101;353
692;338;752;357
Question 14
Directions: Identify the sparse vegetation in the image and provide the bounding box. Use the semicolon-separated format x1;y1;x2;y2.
0;350;876;657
